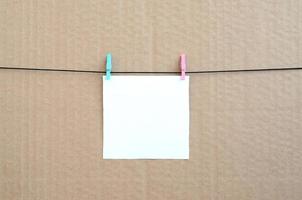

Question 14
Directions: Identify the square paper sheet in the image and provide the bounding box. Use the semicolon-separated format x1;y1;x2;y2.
103;76;190;159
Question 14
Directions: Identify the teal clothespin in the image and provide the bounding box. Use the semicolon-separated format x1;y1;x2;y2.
106;53;112;80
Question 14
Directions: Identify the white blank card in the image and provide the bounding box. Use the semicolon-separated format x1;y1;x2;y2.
103;76;190;159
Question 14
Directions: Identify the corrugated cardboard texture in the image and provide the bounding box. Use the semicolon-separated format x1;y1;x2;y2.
1;70;302;200
1;1;302;200
1;0;301;71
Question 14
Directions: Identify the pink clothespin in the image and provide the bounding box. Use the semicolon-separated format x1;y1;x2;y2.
180;54;186;80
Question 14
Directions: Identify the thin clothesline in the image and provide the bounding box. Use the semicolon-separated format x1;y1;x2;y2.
0;66;302;74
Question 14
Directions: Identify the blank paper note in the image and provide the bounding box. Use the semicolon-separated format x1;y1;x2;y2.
103;76;190;159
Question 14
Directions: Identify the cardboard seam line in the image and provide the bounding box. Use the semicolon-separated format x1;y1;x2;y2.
0;66;302;75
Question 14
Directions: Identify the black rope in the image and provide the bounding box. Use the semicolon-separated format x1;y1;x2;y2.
0;66;302;74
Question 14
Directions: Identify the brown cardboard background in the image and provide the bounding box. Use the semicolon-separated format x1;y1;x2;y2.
1;0;301;71
1;1;302;200
1;70;302;200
